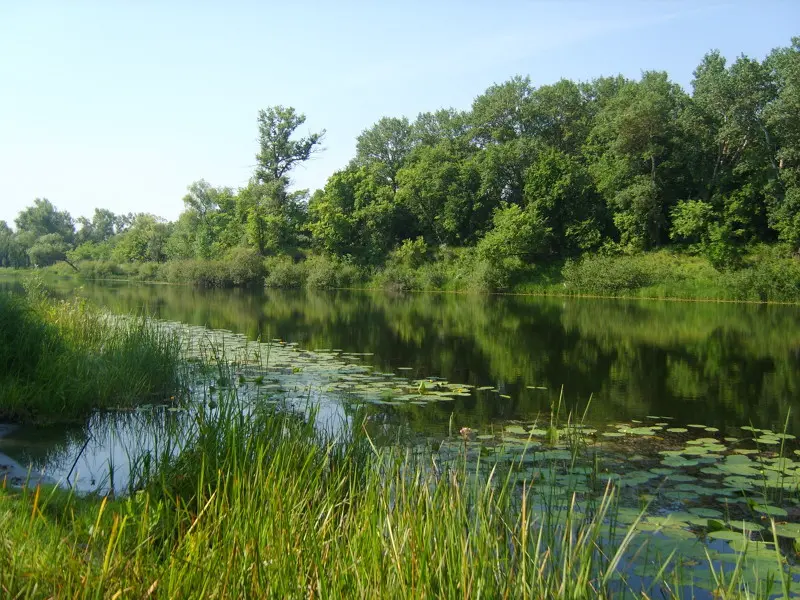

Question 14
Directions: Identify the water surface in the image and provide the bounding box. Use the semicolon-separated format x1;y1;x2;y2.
2;278;800;485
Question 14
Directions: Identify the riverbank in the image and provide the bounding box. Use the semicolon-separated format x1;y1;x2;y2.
0;283;183;423
5;245;800;303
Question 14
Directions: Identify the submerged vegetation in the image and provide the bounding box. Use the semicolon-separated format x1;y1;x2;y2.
0;283;182;423
3;37;800;299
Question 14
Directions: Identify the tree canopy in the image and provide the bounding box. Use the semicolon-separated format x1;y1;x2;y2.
4;37;799;275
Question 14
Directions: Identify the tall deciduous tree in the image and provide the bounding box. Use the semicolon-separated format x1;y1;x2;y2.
470;76;535;145
310;165;411;263
249;106;324;255
0;221;27;268
15;198;75;244
588;71;689;249
353;117;415;190
255;106;325;185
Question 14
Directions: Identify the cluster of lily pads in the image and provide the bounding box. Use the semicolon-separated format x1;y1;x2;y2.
173;324;491;407
434;415;800;593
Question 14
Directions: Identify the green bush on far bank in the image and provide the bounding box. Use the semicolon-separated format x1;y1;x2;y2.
14;243;800;303
0;282;183;422
159;247;265;288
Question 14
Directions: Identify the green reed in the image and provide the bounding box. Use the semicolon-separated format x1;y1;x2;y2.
0;388;793;599
0;283;183;422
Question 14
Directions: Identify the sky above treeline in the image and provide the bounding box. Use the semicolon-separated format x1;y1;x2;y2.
1;1;799;226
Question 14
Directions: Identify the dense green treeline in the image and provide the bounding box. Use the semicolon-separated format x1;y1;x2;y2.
3;38;800;295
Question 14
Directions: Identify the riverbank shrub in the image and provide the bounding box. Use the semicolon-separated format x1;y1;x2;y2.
9;245;800;303
304;254;365;289
562;255;654;295
264;255;307;288
370;245;526;292
560;251;723;297
154;248;264;288
71;260;125;279
0;284;182;422
723;247;800;302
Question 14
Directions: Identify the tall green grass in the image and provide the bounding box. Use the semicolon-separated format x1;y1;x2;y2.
0;282;183;422
0;393;792;599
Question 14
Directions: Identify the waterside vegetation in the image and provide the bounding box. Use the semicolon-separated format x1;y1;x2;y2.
2;395;800;599
0;284;182;423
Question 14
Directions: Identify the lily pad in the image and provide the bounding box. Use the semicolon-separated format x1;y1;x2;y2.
754;436;781;445
753;504;788;517
727;520;763;533
772;523;800;539
626;427;658;436
504;425;528;435
689;507;723;518
707;529;747;541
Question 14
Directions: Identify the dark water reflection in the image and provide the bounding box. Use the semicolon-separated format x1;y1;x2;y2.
6;277;799;436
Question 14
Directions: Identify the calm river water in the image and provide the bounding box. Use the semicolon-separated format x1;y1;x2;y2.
2;277;800;489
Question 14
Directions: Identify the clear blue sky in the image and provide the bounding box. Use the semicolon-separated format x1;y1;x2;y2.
1;1;798;226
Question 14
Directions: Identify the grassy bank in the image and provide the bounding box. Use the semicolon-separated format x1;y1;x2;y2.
0;282;183;423
1;396;791;599
6;243;800;303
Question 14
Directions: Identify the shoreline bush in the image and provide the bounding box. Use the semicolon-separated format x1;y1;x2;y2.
0;283;183;422
9;244;800;303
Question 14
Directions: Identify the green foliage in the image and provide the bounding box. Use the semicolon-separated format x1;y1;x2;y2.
670;199;715;244
14;198;75;243
111;214;172;263
72;260;125;279
353;116;415;189
264;255;307;288
255;106;325;184
390;236;428;269
770;185;800;251
158;249;264;288
67;240;115;262
75;208;129;246
470;256;518;292
609;176;663;250
6;39;800;301
562;254;656;295
723;247;800;302
309;165;409;264
0;287;182;422
372;264;420;292
26;233;71;267
395;141;483;245
477;203;548;264
305;254;364;289
3;393;794;598
524;147;604;255
0;221;27;268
